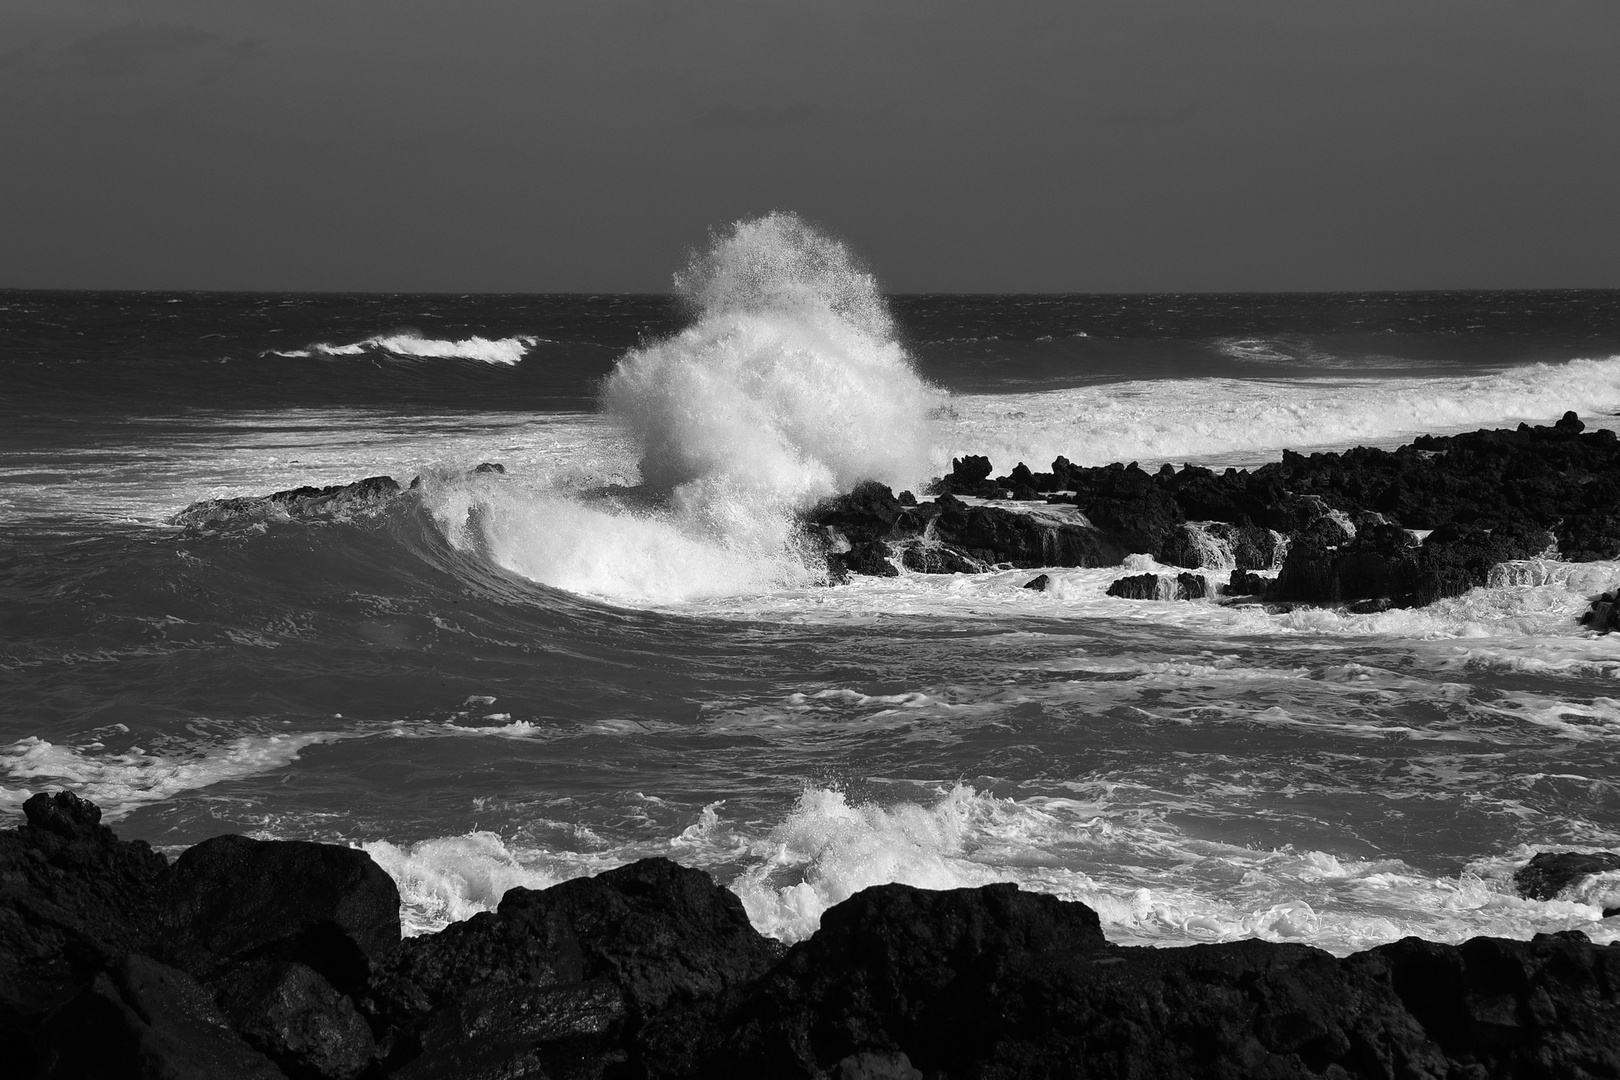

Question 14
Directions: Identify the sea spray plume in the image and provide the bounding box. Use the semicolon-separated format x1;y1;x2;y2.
427;215;941;601
603;212;942;505
672;211;894;339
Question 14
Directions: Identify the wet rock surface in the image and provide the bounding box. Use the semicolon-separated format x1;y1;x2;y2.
807;415;1620;625
172;476;406;530
6;794;1620;1078
1514;852;1620;917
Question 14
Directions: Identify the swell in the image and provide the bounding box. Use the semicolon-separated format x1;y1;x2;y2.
0;499;732;772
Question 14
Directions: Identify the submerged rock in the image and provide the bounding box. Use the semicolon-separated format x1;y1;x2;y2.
1105;572;1207;601
1514;851;1620;905
172;475;404;529
1106;572;1161;600
1583;592;1620;633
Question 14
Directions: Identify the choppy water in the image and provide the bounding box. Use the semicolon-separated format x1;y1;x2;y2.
6;216;1620;955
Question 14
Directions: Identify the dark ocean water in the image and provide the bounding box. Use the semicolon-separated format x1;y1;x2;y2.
6;240;1620;952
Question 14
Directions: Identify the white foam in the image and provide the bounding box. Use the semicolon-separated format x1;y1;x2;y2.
939;356;1620;472
432;213;943;604
335;778;1620;953
270;333;538;365
363;833;560;935
0;732;333;820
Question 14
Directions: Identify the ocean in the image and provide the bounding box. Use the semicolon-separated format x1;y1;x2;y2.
6;217;1620;957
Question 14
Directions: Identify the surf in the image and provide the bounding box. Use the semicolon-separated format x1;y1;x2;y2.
428;212;943;603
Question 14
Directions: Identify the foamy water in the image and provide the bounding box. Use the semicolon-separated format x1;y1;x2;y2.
6;228;1620;961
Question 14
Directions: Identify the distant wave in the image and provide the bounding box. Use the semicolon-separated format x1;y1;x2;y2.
944;354;1620;471
268;331;541;365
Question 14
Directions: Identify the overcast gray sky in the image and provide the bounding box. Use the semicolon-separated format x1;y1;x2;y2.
2;0;1616;292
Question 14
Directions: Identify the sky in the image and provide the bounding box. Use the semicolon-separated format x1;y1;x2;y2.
1;0;1616;293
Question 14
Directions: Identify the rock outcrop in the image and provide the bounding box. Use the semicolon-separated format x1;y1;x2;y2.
6;793;1620;1079
172;476;406;530
809;415;1620;627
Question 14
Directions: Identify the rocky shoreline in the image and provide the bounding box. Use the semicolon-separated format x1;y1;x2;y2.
806;412;1620;625
4;792;1620;1079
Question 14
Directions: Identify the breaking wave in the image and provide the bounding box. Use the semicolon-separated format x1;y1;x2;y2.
427;212;942;603
269;331;540;365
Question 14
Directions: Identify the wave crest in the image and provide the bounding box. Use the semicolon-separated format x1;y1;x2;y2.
270;331;538;365
434;213;942;603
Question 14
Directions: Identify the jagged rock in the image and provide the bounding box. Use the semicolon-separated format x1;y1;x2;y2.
1;792;172;1016
40;953;282;1080
497;858;781;1023
392;979;625;1079
473;462;506;474
171;476;403;529
931;455;993;496
213;959;376;1080
371;858;778;1078
807;481;907;544
12;799;1620;1080
1022;574;1050;591
838;541;899;577
929;495;1125;569
162;834;401;992
1106;573;1162;600
653;881;1620;1080
898;542;983;575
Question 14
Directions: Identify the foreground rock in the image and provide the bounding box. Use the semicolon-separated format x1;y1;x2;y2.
7;793;1620;1078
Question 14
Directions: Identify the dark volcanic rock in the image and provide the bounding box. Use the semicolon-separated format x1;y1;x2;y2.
369;857;779;1078
10;797;1620;1080
163;834;401;992
214;959;376;1079
499;858;781;1023
40;953;282;1080
172;475;404;529
1106;572;1162;600
929;495;1125;569
1514;851;1620;902
931;455;994;496
1583;591;1620;633
1106;572;1207;601
1022;573;1050;591
897;541;984;575
808;480;907;544
1;792;171;1017
1228;569;1270;596
837;541;899;577
653;883;1620;1080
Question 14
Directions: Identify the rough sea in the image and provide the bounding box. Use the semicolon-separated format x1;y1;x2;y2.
6;218;1620;956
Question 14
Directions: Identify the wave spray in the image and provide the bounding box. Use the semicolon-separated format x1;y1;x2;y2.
429;213;942;602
